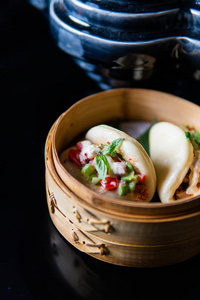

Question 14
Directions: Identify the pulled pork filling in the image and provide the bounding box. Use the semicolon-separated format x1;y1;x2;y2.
175;151;200;199
174;126;200;200
68;138;148;200
186;151;200;195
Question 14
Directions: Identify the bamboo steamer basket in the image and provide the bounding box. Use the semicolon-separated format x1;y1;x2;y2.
45;88;200;267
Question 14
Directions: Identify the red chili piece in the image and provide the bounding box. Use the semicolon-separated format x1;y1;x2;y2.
68;149;82;167
138;174;146;183
76;142;83;152
188;126;194;132
100;177;119;190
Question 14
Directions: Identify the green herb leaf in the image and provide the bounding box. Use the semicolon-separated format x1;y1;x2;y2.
193;130;200;144
113;151;124;160
185;132;200;151
95;155;108;180
102;138;124;156
183;125;189;131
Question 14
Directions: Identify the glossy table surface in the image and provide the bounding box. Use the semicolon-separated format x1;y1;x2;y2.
2;1;200;299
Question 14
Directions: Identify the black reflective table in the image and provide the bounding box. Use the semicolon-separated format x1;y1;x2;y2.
2;1;200;299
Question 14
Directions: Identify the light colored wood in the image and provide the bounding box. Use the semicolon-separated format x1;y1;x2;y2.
45;88;200;267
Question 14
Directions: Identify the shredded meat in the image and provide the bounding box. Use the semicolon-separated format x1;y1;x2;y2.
186;151;200;196
174;151;200;199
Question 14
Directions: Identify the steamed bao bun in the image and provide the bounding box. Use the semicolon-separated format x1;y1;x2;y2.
85;125;156;202
149;122;195;203
60;124;157;202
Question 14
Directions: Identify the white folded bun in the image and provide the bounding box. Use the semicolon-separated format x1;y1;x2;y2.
149;122;194;203
86;125;156;201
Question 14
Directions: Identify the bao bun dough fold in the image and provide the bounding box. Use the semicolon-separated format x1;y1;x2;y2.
86;125;156;201
149;122;194;203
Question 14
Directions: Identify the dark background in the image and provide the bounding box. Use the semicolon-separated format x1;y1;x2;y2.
2;1;200;299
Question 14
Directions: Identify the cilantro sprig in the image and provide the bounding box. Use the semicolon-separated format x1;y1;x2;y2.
193;131;200;144
184;125;200;151
185;131;200;151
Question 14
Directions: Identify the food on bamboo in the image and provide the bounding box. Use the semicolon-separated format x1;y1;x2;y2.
60;125;156;202
149;122;200;203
